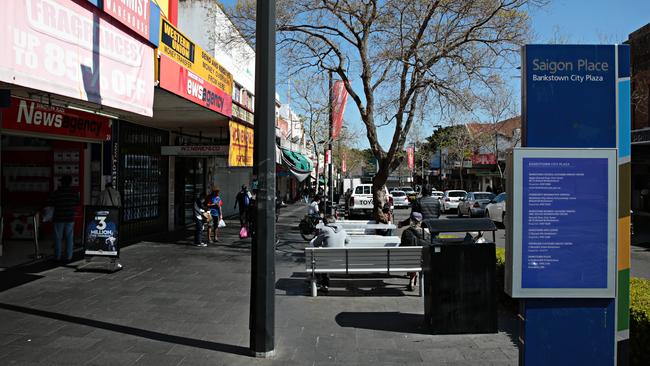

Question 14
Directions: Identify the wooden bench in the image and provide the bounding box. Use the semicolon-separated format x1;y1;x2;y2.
305;246;424;297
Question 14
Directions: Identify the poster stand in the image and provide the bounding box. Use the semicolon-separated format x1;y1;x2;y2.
80;205;122;272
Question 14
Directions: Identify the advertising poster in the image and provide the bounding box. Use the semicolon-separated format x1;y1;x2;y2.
0;0;155;117
228;121;253;167
2;97;111;141
84;206;120;257
406;147;414;170
158;18;233;94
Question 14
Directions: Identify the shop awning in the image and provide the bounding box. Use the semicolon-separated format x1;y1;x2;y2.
280;148;313;182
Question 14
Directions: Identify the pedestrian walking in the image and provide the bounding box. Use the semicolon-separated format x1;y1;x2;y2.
206;187;223;243
96;181;121;207
47;175;80;262
193;194;208;247
398;185;441;227
234;185;252;228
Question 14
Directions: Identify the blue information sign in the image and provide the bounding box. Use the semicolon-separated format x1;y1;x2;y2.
521;157;609;289
523;45;616;148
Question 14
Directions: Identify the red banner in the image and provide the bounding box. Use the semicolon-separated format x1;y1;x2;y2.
331;80;348;139
407;146;415;171
341;158;347;173
471;153;497;166
104;0;151;40
1;97;111;141
159;54;232;117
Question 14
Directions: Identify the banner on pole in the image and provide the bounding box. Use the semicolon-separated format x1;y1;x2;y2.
407;147;415;171
331;81;348;139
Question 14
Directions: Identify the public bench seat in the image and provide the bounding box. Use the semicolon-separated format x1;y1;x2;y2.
305;246;423;297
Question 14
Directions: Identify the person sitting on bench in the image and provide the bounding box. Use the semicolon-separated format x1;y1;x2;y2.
400;212;430;291
312;215;349;292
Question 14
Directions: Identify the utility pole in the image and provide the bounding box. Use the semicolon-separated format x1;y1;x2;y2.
327;71;334;215
250;0;275;358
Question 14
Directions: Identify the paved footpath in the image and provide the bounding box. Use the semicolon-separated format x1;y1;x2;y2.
0;203;519;366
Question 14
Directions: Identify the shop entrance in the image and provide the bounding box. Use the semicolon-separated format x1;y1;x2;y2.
174;157;206;228
0;135;102;268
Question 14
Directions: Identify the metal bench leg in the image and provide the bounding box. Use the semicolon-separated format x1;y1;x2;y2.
419;272;424;298
311;277;318;297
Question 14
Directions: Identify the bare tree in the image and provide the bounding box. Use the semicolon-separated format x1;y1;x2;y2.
227;0;541;218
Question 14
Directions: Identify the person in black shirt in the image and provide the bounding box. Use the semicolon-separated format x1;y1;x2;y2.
47;175;80;261
398;185;441;227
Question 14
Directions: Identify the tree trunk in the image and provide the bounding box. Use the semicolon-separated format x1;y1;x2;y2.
372;159;390;222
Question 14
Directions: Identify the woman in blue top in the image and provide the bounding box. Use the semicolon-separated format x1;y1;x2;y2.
207;187;223;243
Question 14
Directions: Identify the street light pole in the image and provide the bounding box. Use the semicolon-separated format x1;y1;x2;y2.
250;0;275;357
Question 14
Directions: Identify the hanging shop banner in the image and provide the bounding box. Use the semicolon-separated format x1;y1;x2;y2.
159;54;233;117
103;0;151;41
228;121;253;167
342;157;347;173
407;146;415;171
84;206;120;257
159;18;233;95
0;0;155;117
1;97;112;141
331;80;349;139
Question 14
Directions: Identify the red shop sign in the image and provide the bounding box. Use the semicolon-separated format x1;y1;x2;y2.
159;54;232;118
1;97;112;141
103;0;151;40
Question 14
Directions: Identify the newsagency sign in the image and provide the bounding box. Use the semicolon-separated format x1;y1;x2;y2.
522;45;618;148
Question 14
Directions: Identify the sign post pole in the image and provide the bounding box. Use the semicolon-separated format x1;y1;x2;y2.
514;44;631;365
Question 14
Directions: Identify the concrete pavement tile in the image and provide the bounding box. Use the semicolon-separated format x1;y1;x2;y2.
127;339;177;354
7;334;60;347
0;333;24;346
459;347;509;361
500;346;519;360
0;345;59;363
47;324;97;338
131;353;184;366
39;349;103;365
420;348;464;362
46;335;102;350
86;351;145;366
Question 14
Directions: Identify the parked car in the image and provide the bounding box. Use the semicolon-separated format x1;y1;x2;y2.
457;192;496;218
391;190;410;208
485;192;507;226
440;190;467;213
400;186;418;202
348;184;394;218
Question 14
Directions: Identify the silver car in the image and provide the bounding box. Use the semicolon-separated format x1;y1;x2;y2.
457;192;496;218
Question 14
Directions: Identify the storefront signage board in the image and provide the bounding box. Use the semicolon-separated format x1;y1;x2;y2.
507;148;617;298
159;19;233;95
161;145;228;156
83;206;120;257
1;97;112;141
228;121;253;167
158;54;232;117
0;0;155;117
103;0;151;41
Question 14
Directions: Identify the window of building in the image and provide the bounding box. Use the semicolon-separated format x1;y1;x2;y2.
233;84;241;104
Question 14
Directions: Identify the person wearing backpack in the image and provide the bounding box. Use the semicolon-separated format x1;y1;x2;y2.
234;185;252;228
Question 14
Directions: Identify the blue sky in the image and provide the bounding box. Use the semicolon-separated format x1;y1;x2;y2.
220;0;650;148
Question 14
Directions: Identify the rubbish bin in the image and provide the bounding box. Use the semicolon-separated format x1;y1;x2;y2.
422;242;498;334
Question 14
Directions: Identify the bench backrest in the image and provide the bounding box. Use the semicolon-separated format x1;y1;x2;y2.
305;246;423;274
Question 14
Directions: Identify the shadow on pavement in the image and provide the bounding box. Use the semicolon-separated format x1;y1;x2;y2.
0;302;251;357
276;273;412;297
336;310;519;342
336;312;430;334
